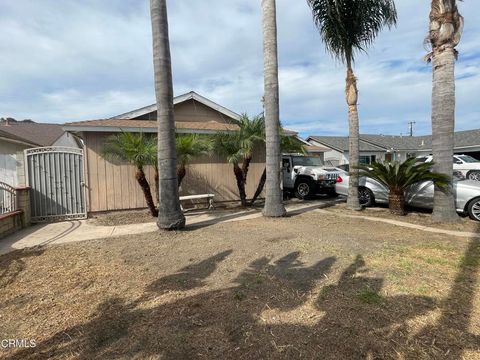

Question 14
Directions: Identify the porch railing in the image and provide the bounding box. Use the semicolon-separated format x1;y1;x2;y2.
0;181;17;214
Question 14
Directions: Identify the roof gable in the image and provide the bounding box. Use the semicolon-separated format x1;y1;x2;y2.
111;91;241;122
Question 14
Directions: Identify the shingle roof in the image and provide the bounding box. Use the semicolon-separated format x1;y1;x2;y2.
0;122;65;146
308;136;386;152
309;129;480;152
64;119;239;132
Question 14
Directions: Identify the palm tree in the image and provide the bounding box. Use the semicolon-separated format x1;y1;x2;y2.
150;0;185;229
103;132;158;217
307;0;397;211
251;133;306;205
214;115;264;207
357;158;449;215
176;134;213;187
262;0;286;217
426;0;464;222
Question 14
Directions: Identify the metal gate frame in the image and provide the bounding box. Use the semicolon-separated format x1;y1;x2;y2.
25;146;87;223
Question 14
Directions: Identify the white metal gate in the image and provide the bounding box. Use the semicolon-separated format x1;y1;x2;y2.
25;147;87;223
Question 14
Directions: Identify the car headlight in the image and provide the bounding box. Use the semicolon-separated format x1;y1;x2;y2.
317;175;325;180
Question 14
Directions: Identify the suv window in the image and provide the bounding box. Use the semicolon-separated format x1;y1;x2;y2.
415;157;428;163
291;156;324;167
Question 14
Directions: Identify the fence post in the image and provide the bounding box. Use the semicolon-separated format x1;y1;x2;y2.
16;186;31;227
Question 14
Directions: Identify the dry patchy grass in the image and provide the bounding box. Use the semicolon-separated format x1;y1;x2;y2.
0;211;479;359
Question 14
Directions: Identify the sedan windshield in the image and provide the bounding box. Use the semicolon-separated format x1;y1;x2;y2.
457;155;479;163
292;156;324;167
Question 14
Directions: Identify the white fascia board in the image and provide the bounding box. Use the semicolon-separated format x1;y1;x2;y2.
63;125;235;135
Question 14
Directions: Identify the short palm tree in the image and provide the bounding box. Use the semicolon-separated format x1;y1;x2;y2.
307;0;397;211
251;133;306;205
176;134;213;187
214;114;265;207
357;158;449;216
426;0;464;222
150;0;185;229
103;132;158;217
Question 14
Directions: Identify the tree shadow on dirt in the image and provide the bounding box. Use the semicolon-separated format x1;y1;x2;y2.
7;244;480;359
145;250;233;294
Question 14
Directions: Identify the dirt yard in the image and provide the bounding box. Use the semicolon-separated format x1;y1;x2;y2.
1;211;479;359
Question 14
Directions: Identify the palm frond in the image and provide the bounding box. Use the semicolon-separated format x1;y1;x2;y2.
355;158;450;193
103;132;157;169
307;0;397;64
176;134;213;166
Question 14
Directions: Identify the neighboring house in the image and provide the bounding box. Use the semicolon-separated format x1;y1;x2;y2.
307;129;480;165
63;92;265;212
0;121;81;186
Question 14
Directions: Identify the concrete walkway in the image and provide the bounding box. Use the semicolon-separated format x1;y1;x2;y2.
0;200;339;255
315;208;480;239
2;199;477;255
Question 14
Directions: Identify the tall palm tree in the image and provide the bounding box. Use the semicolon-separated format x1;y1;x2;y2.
261;0;286;218
357;158;449;215
307;0;397;211
176;134;213;187
103;132;158;217
426;0;464;222
214;115;264;207
150;0;185;229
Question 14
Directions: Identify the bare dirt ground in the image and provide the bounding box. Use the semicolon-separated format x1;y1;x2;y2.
327;203;480;233
1;211;479;359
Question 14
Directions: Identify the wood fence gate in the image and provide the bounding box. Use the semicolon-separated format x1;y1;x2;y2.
25;147;87;223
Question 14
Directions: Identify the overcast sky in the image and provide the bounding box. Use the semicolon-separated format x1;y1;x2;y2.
0;0;478;137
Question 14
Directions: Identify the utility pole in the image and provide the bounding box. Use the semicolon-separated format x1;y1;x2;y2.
408;121;416;137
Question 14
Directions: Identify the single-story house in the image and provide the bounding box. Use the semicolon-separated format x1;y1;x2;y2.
0;120;81;186
65;91;310;213
307;129;480;166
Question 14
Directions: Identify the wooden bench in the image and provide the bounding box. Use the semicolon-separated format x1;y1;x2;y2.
179;194;215;211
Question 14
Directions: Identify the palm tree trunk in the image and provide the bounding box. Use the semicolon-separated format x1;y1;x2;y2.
177;165;186;188
233;163;247;207
261;0;286;217
429;0;463;223
150;0;185;230
388;190;406;216
345;63;361;211
135;168;158;217
251;167;267;205
154;165;159;205
242;156;252;185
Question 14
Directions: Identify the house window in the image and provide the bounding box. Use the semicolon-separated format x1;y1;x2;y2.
359;155;376;165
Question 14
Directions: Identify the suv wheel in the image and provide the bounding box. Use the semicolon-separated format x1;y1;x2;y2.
467;197;480;221
467;171;480;181
295;180;313;199
358;187;374;207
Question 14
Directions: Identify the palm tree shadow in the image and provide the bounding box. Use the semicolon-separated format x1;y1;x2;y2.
405;224;480;358
7;249;478;359
146;249;233;294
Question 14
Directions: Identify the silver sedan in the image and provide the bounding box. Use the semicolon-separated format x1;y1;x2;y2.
335;175;480;221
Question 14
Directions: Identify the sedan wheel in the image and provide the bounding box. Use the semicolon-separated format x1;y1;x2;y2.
467;197;480;221
467;171;480;181
358;187;374;207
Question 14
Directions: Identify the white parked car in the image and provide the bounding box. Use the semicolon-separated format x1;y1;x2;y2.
416;155;480;181
335;174;480;221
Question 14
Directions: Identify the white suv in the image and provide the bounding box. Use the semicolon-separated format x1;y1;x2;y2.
416;154;480;181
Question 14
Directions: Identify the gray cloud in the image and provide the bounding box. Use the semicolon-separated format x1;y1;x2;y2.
0;0;478;137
